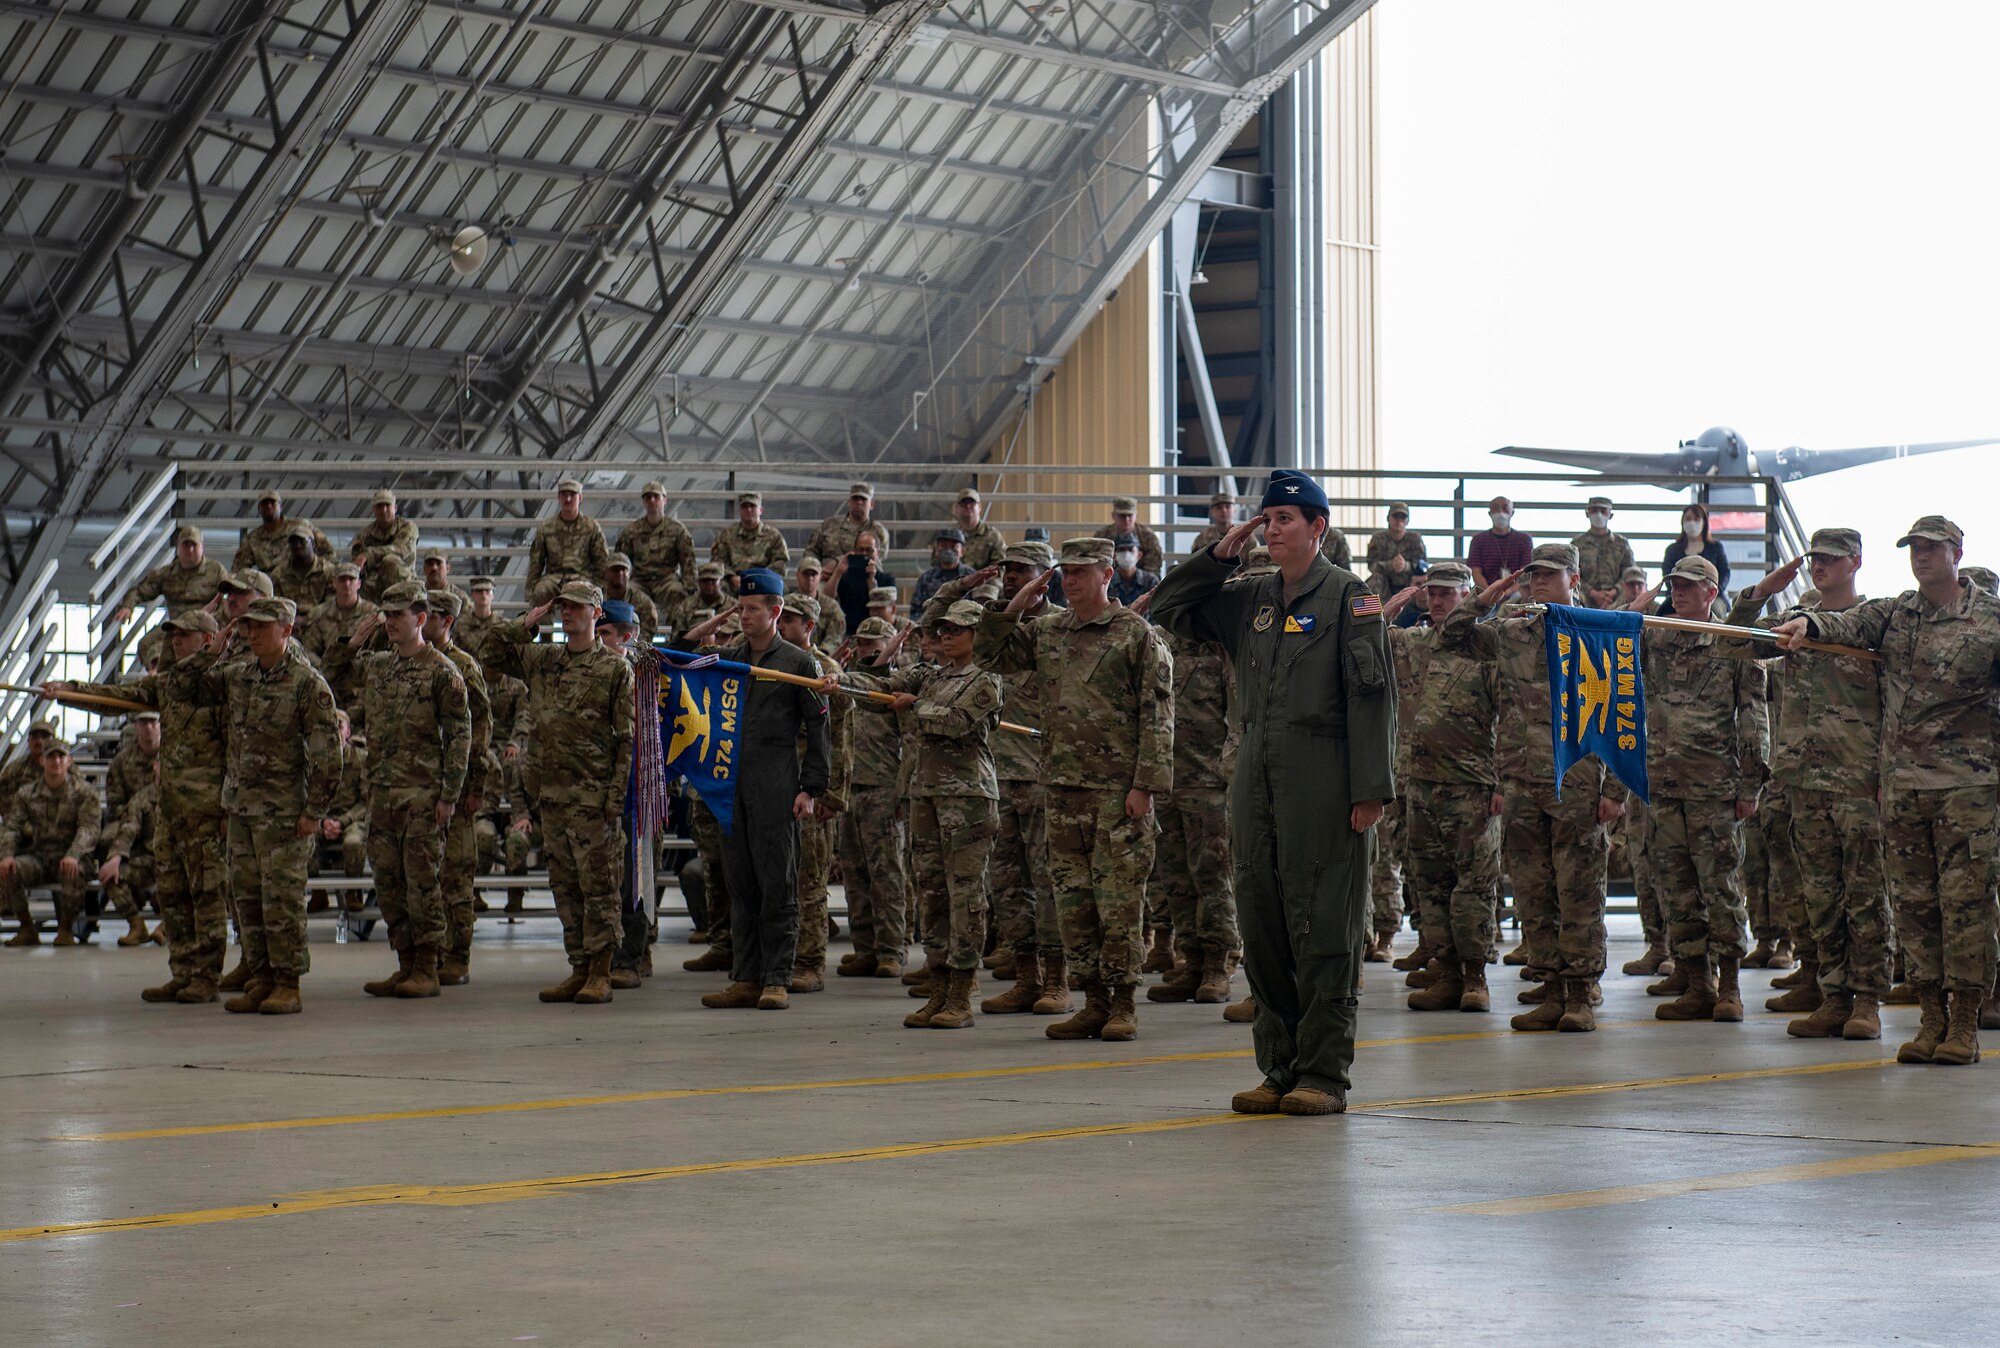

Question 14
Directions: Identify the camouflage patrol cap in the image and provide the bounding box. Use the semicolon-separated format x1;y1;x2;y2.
849;482;874;500
1388;501;1411;518
371;488;397;507
283;520;312;540
1619;566;1648;585
737;491;762;507
378;581;428;613
696;562;725;581
930;599;986;630
332;562;361;581
641;480;667;497
468;576;494;592
1424;561;1473;588
1242;546;1275;570
1897;515;1964;548
1587;495;1615;511
424;588;462;619
173;524;203;545
1963;566;1999;597
779;595;818;622
258;487;283;505
1523;542;1580;572
1060;537;1115;566
556;579;605;608
133;710;161;724
422;548;449;564
1210;492;1237;507
866;586;898;606
41;739;71;759
555;476;583;493
957;486;982;504
1807;527;1863;559
605;552;632;571
854;617;897;640
242;597;297;625
1004;540;1054;569
221;568;274;597
27;719;55;736
797;555;823;575
1668;555;1719;585
164;609;219;634
1111;496;1138;514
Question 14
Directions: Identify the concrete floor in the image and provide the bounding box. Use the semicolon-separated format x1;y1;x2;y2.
3;915;1998;1347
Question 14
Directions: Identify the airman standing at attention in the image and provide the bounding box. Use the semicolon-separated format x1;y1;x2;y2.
952;487;1007;571
1366;502;1427;601
710;491;790;580
1094;496;1164;575
115;524;226;667
351;488;420;603
457;577;500;664
833;617;912;979
1571;497;1637;608
527;477;612;607
426;588;492;987
0;741;101;948
1149;470;1396;1115
619;480;699;609
777;595;851;995
807;482;891;567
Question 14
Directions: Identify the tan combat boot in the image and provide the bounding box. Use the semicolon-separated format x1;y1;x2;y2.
989;950;1016;981
1765;938;1796;970
1278;1086;1345;1115
396;946;442;999
540;963;589;1003
257;975;302;1015
175;978;218;1004
1787;991;1852;1038
1712;956;1744;1022
907;953;943;997
1047;979;1112;1040
573;949;615;1005
929;969;977;1029
1222;993;1257;1024
1407;962;1464;1011
758;984;789;1010
1141;928;1175;975
836;952;878;978
609;965;643;990
142;978;189;1003
701;980;761;1009
1518;978;1557;1005
904;972;950;1028
217;956;250;992
1510;982;1565;1032
1769;960;1813;991
1657;955;1717;1021
789;964;825;994
873;955;905;980
1194;949;1234;1004
1459;960;1491;1013
1392;938;1433;973
1646;961;1687;997
53;922;76;947
1230;1083;1284;1114
4;920;38;947
1032;951;1072;1014
1897;987;1948;1063
682;946;732;973
1100;985;1138;1041
1501;942;1529;966
1765;959;1823;1012
1557;976;1596;1033
224;975;274;1014
365;948;414;998
1407;958;1447;990
1883;981;1918;1006
1363;931;1392;963
1842;994;1881;1041
439;954;470;986
1147;957;1200;1003
983;950;1043;1014
1622;941;1670;976
1931;989;1982;1066
1743;936;1779;968
118;915;153;947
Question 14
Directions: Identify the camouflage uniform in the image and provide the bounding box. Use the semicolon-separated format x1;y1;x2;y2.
710;523;789;576
314;736;370;880
527;514;612;606
1364;529;1427;599
235;521;332;576
604;582;660;646
1641;629;1769;964
270;554;333;611
103;741;158;820
1800;579;2000;999
68;654;232;985
435;632;491;971
1152;627;1241;965
688;796;732;955
808;592;845;650
1092;521;1164;575
1393;625;1502;966
792;644;853;976
960;521;1007;572
1625;804;1665;952
193;644;342;984
1319;528;1353;569
350;518;419;602
486;619;635;969
1369;622;1424;941
298;596;380;724
120;555;227;620
975;601;1173;989
1437;593;1615;985
1725;588;1889;998
852;658;1002;971
617;516;699;610
806;513;890;568
836;668;911;963
100;780;159;923
1571;529;1637;606
0;772;102;931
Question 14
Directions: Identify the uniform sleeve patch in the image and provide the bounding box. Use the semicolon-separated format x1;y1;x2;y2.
1351;594;1383;618
1284;614;1315;634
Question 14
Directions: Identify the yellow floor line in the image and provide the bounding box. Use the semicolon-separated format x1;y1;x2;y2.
1351;1056;1893;1113
0;1113;1277;1245
1441;1140;2000;1216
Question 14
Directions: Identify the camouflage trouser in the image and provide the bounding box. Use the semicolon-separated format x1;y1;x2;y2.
1759;783;1814;961
1500;778;1608;981
308;828;367;880
367;799;447;953
0;853;87;927
1045;785;1155;988
1790;787;1892;998
1651;797;1748;961
527;572;589;606
441;805;479;965
226;815;314;980
543;802;623;967
476;818;500;875
1153;787;1240;962
793;813;836;971
1741;810;1777;942
690;798;731;952
1624;804;1664;946
836;787;910;960
990;783;1060;956
1404;779;1500;964
1369;796;1406;936
103;854;156;921
900;798;922;944
159;821;229;983
908;795;995;971
505;820;535;872
1881;786;1999;995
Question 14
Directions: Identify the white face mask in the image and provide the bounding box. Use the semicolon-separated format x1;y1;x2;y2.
1489;511;1512;529
1683;518;1703;540
1115;551;1139;573
1587;510;1610;527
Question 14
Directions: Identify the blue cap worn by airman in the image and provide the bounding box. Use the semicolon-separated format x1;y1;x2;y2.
738;567;784;598
598;599;638;627
1260;469;1328;514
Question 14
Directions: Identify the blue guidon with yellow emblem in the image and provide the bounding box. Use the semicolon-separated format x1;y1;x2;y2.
1543;603;1649;802
656;652;752;831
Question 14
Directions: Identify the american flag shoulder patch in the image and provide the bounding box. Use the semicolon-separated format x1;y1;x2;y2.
1351;593;1383;618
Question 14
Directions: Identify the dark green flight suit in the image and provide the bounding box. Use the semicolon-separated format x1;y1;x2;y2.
1151;548;1397;1096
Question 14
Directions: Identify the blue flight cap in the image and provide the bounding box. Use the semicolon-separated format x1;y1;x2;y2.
738;567;785;597
598;599;638;627
1260;469;1328;514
